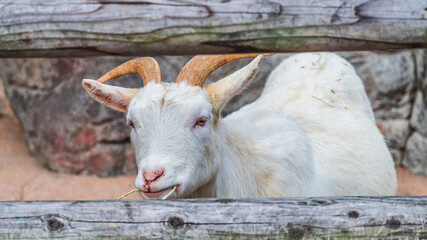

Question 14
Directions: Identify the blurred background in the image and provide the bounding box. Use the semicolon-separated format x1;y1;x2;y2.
0;50;426;200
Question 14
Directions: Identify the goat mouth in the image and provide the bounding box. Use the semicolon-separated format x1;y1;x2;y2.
141;185;178;199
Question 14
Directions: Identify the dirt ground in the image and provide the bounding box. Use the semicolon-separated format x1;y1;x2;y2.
0;114;426;201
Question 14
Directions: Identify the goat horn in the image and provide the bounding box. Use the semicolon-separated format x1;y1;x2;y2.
176;53;274;87
96;57;161;86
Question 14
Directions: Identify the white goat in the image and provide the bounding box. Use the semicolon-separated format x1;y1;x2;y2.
82;53;397;199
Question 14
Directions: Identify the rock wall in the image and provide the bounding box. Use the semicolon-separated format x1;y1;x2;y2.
0;75;12;117
404;51;427;175
0;50;425;176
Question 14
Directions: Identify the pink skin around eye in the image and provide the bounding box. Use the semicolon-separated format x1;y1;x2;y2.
191;108;209;129
191;115;209;130
194;118;206;128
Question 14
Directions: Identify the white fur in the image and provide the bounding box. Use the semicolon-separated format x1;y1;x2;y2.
84;53;397;199
226;53;397;196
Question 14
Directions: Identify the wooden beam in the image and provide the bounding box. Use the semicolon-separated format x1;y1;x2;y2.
1;197;426;238
0;0;426;57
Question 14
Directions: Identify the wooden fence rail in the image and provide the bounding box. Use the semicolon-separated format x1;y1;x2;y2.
1;197;426;239
0;0;426;57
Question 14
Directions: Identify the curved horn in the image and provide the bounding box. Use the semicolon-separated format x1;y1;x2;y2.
96;57;161;86
176;53;274;87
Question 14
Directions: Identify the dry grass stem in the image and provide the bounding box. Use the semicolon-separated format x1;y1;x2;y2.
312;96;334;107
118;189;140;200
117;185;176;200
161;185;177;200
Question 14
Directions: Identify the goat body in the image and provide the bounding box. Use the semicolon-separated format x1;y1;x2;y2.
83;53;397;199
209;53;396;197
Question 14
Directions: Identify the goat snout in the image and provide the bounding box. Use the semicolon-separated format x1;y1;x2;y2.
143;169;164;184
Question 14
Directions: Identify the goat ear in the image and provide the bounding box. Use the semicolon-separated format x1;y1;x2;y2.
82;79;139;112
205;55;263;113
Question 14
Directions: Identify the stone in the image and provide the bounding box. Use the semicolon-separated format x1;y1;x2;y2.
410;91;427;137
376;119;410;164
339;51;415;120
376;118;413;164
0;79;13;117
389;149;402;165
376;119;410;150
0;57;140;176
414;49;427;96
403;132;427;176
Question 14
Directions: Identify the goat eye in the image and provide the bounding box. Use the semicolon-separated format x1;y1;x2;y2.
195;118;206;127
129;120;135;128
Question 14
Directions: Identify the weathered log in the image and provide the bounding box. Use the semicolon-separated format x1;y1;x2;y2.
0;197;426;239
0;0;426;57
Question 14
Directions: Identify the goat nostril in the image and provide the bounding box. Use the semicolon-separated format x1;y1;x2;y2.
143;169;165;183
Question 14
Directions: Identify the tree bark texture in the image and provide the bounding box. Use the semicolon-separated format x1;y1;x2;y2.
0;0;426;57
0;197;426;239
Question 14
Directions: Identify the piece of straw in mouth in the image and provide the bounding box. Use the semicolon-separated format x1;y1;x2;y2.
118;189;140;200
161;185;177;200
117;185;177;200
